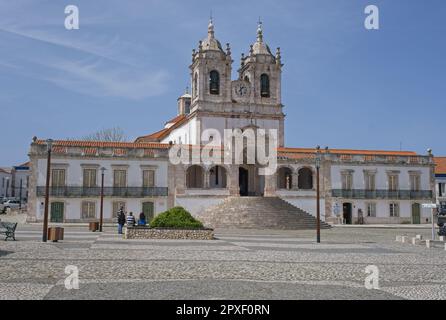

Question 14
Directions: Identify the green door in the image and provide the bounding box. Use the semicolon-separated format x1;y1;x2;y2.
142;202;154;223
412;203;420;224
50;202;64;223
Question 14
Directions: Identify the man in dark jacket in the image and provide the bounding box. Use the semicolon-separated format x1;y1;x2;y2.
117;207;126;234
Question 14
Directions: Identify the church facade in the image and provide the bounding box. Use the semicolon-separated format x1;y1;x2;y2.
27;21;436;226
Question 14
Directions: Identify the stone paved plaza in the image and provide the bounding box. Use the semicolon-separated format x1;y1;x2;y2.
0;224;445;300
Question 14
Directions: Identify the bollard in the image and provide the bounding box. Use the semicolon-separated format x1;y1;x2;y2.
439;236;445;242
416;235;423;240
444;243;446;251
426;240;431;248
412;237;420;245
401;236;407;243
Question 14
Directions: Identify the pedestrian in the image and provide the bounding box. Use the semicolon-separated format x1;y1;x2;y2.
126;211;136;227
138;212;146;226
117;207;126;234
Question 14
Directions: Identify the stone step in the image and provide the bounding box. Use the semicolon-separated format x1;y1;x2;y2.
199;196;331;230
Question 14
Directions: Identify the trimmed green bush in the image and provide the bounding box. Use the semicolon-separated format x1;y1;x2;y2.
150;206;204;229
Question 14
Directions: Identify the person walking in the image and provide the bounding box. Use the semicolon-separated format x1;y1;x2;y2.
117;207;126;234
138;212;146;226
126;212;136;227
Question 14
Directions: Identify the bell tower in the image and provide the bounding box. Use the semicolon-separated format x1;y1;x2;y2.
190;19;233;111
238;21;283;107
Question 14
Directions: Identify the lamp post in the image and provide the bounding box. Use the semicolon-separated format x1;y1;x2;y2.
99;167;106;232
42;139;53;242
315;145;321;244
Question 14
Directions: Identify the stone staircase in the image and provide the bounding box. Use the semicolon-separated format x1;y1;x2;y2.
199;197;332;230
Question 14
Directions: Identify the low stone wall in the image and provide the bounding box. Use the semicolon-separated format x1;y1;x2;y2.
125;226;214;240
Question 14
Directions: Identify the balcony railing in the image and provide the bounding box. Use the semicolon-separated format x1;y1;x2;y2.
332;189;433;200
36;186;168;198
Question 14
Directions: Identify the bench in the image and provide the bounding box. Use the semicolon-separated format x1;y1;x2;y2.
0;222;17;241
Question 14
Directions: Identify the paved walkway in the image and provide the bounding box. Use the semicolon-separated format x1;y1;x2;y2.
0;225;445;300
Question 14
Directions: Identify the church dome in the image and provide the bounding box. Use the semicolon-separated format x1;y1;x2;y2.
201;19;224;53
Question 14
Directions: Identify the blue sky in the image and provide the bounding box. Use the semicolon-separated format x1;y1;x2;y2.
0;0;445;165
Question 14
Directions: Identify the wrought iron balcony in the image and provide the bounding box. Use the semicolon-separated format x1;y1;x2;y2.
36;186;168;198
331;189;433;200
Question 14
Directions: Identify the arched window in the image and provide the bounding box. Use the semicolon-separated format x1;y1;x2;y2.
193;73;198;98
260;74;270;98
209;166;227;188
277;167;292;190
209;70;220;95
298;168;313;190
186;165;204;188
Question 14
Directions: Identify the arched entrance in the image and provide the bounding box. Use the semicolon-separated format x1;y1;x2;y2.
239;167;249;196
343;202;352;225
412;203;421;224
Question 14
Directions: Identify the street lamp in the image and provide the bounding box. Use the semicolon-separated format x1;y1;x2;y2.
42;139;53;242
315;145;321;244
99;167;106;232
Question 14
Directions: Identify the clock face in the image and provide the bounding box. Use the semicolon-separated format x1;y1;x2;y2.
233;81;251;98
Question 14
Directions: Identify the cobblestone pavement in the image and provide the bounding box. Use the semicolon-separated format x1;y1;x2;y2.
0;225;445;300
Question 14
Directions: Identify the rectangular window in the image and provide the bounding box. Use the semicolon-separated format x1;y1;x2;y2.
388;174;399;191
51;169;66;187
83;169;97;188
366;203;376;217
410;175;420;192
81;201;96;219
112;201;126;217
389;203;400;217
341;172;353;190
364;172;376;191
439;183;445;197
142;170;155;187
113;170;127;188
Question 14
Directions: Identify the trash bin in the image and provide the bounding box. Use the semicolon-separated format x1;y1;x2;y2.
48;227;64;242
89;221;99;232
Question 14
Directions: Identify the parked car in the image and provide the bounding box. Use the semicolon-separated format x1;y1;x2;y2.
0;200;21;213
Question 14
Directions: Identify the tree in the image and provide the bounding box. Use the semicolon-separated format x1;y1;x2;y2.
80;127;128;142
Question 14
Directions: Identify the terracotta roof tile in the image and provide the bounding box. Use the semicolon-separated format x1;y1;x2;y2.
277;147;418;156
434;157;446;174
34;140;170;149
135;114;189;143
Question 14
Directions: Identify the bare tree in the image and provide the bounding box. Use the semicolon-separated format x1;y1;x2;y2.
80;127;128;142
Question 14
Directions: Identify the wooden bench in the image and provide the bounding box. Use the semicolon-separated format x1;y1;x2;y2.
0;222;17;241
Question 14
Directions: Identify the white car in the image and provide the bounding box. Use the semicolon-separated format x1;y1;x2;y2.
0;200;21;212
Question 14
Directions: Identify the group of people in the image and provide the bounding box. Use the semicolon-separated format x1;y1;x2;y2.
117;207;147;234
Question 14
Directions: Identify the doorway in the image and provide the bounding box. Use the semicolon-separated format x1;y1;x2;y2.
343;203;352;225
239;167;249;196
142;202;154;222
412;203;421;224
50;202;64;223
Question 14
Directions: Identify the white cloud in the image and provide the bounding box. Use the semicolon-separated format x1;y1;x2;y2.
43;59;170;100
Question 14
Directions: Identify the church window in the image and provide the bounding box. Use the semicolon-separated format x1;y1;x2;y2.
260;73;270;97
193;73;198;98
209;70;220;95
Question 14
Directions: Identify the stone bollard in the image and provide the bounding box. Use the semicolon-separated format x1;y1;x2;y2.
426;240;431;248
416;235;423;240
401;236;407;243
439;236;445;242
412;237;420;245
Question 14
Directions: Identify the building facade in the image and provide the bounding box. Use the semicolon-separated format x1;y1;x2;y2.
27;21;436;225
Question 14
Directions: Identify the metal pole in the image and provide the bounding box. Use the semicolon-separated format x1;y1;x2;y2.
42;148;52;242
316;165;321;243
19;179;22;210
431;208;435;240
99;171;105;232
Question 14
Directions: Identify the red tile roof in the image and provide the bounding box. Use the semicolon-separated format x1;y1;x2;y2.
434;157;446;174
135;114;189;143
34;140;170;149
278;147;417;156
